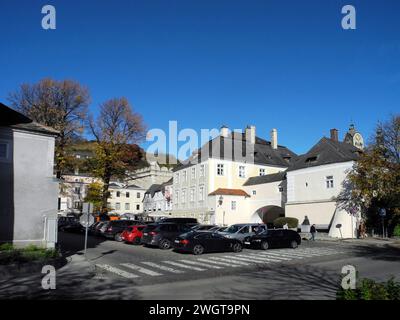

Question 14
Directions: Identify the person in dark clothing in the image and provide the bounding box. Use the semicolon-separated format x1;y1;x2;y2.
310;224;317;241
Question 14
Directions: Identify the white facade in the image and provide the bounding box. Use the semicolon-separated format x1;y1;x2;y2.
107;183;146;215
127;161;173;189
143;183;173;215
285;161;360;238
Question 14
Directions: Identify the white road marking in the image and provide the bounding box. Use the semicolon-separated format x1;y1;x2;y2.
95;264;139;279
208;256;251;266
257;252;293;260
196;258;240;267
120;263;163;276
163;261;206;271
141;261;185;274
228;255;273;263
178;259;223;269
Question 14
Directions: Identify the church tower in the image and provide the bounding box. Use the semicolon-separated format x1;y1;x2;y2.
343;124;364;150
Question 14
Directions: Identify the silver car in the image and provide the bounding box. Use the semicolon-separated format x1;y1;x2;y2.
219;223;267;242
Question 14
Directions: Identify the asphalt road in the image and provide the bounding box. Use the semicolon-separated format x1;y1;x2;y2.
57;231;400;299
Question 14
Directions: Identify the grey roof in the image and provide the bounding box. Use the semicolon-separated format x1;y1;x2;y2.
173;132;297;172
145;184;164;197
287;137;362;171
1;103;59;136
126;184;142;190
243;171;287;186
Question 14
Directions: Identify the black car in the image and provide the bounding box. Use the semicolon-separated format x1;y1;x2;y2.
58;216;84;233
191;224;217;231
141;223;192;249
158;217;198;227
173;231;243;255
100;220;141;241
247;229;301;250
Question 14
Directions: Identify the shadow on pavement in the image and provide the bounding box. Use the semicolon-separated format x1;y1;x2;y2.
58;231;108;258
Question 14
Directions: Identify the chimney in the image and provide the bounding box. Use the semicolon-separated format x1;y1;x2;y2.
220;125;229;138
245;125;256;144
330;128;338;142
271;128;278;149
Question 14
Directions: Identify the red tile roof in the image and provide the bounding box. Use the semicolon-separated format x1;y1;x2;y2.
208;188;250;197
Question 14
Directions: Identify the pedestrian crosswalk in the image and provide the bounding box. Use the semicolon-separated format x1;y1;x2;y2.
95;247;344;280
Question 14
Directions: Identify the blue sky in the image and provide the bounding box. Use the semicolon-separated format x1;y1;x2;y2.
0;0;399;156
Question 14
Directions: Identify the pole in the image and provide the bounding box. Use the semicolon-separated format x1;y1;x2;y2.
84;213;89;256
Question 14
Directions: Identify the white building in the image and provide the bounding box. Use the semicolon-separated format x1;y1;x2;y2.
171;125;297;224
127;161;173;189
285;128;364;238
107;182;146;215
0;103;59;248
143;179;173;217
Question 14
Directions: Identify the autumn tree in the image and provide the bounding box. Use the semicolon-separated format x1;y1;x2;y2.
89;98;146;209
84;182;104;212
8;78;90;176
338;114;400;235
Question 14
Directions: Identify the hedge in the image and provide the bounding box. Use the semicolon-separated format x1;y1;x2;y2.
273;217;299;228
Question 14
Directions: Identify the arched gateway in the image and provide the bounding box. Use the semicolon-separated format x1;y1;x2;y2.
251;205;285;225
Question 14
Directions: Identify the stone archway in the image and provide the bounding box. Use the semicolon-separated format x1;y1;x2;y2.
252;205;285;225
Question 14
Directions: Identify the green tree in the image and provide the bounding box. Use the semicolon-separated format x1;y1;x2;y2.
8;78;90;176
338;115;400;235
84;182;104;212
88;98;146;209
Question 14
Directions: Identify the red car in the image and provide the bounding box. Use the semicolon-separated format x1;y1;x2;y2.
121;225;146;244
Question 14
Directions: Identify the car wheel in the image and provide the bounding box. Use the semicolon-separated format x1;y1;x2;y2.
193;244;204;255
232;242;243;253
290;240;298;249
114;233;123;242
261;241;269;250
133;237;141;245
159;239;171;250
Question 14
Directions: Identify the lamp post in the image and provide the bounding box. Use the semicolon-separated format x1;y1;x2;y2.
218;196;225;226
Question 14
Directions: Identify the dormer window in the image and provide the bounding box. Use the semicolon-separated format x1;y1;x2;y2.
305;156;318;163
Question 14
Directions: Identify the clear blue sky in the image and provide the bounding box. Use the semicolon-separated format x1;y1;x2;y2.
0;0;399;155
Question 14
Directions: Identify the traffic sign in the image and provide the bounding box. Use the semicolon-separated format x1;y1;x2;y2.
80;213;95;228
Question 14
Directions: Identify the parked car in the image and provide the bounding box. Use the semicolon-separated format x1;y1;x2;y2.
191;224;217;231
219;223;267;242
173;231;243;255
158;217;198;227
58;217;84;233
247;229;301;250
121;225;146;244
100;220;141;241
141;223;192;249
92;221;108;236
208;226;227;232
58;216;78;231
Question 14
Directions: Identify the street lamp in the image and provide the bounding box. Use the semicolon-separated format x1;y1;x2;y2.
218;196;225;226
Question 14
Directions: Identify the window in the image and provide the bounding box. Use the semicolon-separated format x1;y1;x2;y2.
190;188;195;202
238;165;246;178
183;170;187;182
191;167;196;179
115;203;121;210
252;190;256;195
181;190;186;203
175;191;179;204
126;192;130;198
73;202;82;209
259;168;266;176
137;192;141;198
74;187;81;194
136;204;140;211
199;186;204;201
200;164;205;177
231;201;237;210
116;191;120;197
306;156;318;163
125;203;130;210
0;143;8;159
175;173;180;184
217;163;224;176
326;176;334;189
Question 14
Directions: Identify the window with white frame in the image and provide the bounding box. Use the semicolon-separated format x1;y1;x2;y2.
217;163;224;176
326;176;334;189
175;173;180;184
136;204;140;211
175;191;179;205
116;202;121;210
238;165;246;178
199;164;205;177
125;203;130;210
191;167;196;179
181;190;186;203
252;190;256;195
126;192;130;198
190;188;195;202
199;186;204;201
136;192;141;198
259;168;266;176
183;170;187;182
231;201;237;210
116;191;120;197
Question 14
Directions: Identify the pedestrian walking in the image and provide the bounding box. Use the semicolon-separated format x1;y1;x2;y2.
310;224;317;241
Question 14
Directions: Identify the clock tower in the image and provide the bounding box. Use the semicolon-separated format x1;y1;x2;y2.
344;124;364;150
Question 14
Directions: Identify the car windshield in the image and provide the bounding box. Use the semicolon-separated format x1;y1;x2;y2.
224;225;242;233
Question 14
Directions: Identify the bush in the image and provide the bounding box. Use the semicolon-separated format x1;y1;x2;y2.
393;225;400;237
273;217;299;228
0;243;14;251
0;244;60;265
337;276;400;300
